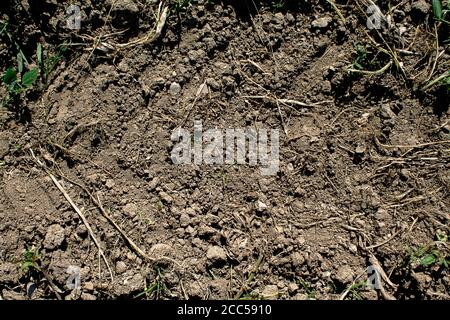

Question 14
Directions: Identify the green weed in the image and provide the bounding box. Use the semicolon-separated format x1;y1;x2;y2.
171;0;193;13
37;43;66;86
271;0;285;11
408;231;450;269
432;0;450;24
2;65;38;108
297;278;316;299
20;247;41;273
347;280;368;300
135;266;169;300
239;292;264;300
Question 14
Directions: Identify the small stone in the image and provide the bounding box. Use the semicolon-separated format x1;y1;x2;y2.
148;177;159;191
185;225;195;234
206;78;221;91
150;243;173;256
105;179;115;189
255;200;268;212
116;261;127;274
187;281;203;299
274;12;285;24
355;144;366;155
187;49;205;63
169;82;181;95
381;104;396;118
349;244;358;253
287;283;299;295
127;273;144;291
81;293;97;300
180;213;190;227
285;13;295;24
293;293;309;300
199;83;209;95
413;272;432;288
335;265;354;284
294;187;306;197
206;246;227;264
43;224;65;250
312;16;332;29
203;37;217;53
123;203;138;217
159;191;173;203
291;252;306;267
152;77;165;90
84;281;94;291
261;285;279;300
400;169;410;180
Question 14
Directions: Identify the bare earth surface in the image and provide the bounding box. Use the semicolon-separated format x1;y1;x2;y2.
0;0;449;300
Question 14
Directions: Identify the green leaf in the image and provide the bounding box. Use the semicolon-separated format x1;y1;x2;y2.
2;67;17;85
420;254;436;266
17;53;23;74
37;43;43;67
433;0;443;20
21;69;38;88
0;21;7;35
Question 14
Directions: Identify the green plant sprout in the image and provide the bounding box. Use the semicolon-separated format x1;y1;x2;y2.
20;247;41;273
37;43;66;86
297;278;316;299
271;0;285;11
409;231;450;269
2;65;38;108
172;0;193;13
432;0;450;24
135;266;169;300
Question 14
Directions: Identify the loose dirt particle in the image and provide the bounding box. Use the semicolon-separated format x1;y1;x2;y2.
43;224;65;250
206;246;227;264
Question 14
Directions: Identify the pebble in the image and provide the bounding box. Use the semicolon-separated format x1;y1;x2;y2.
180;213;190;227
291;252;306;267
261;285;279;300
169;82;181;95
335;265;354;284
206;246;227;264
255;200;268;212
84;281;94;291
159;191;173;203
105;179;115;189
123;203;138;217
116;261;127;274
43;224;65;250
312;16;332;29
287;283;299;295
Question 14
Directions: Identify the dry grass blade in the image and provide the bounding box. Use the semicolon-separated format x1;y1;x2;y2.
86;5;169;52
29;148;114;282
326;0;346;23
52;170;184;269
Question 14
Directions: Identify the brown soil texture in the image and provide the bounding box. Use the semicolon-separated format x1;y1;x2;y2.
0;0;449;300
